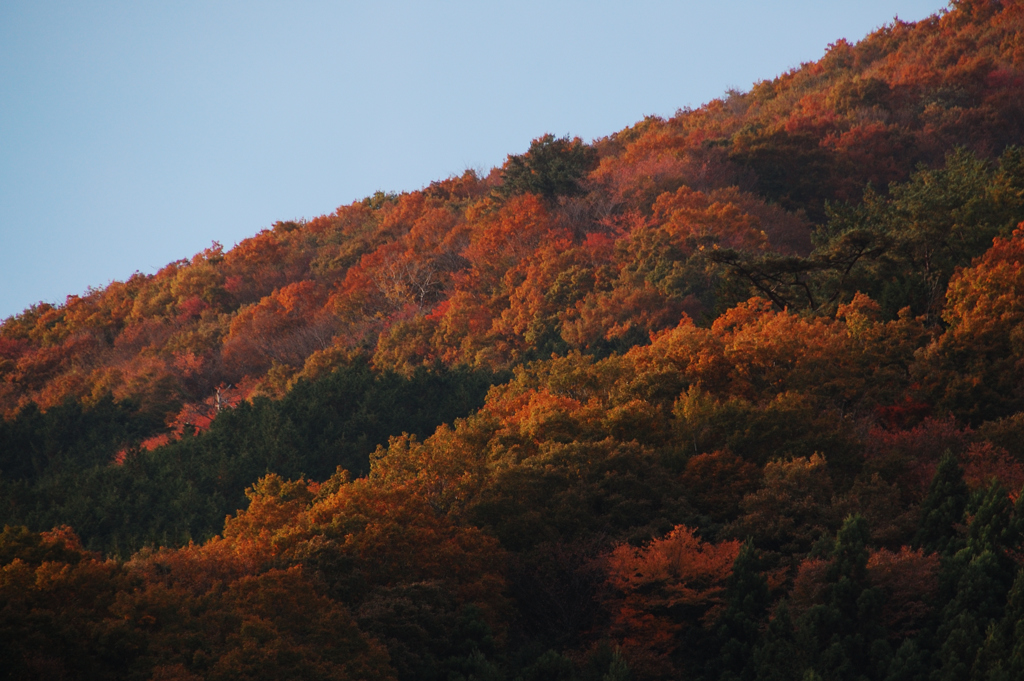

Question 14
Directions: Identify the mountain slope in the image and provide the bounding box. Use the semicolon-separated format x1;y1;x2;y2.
3;0;1024;424
4;3;1024;680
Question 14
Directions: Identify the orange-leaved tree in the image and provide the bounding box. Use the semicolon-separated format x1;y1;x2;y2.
604;525;741;677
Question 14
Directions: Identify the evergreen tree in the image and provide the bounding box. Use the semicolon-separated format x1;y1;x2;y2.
886;639;930;681
798;515;891;681
933;483;1019;681
963;483;1020;566
499;134;598;201
716;541;771;681
970;568;1024;681
752;602;804;681
602;649;630;681
914;452;969;556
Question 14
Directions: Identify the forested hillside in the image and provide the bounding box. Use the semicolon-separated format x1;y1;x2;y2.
5;1;1024;679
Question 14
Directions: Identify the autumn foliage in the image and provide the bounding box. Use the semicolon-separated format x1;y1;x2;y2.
5;2;1024;679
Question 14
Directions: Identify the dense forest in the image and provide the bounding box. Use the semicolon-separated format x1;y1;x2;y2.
6;1;1024;678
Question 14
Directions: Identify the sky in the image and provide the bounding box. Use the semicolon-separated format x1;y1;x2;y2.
0;1;950;321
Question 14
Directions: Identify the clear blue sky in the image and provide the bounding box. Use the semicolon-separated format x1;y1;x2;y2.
0;1;948;320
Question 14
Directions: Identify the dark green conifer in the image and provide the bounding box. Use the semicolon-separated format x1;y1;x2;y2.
964;482;1020;564
716;541;771;681
798;515;890;681
602;649;630;681
914;451;969;556
933;484;1019;681
752;602;804;681
885;639;929;681
969;568;1024;681
499;134;598;201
